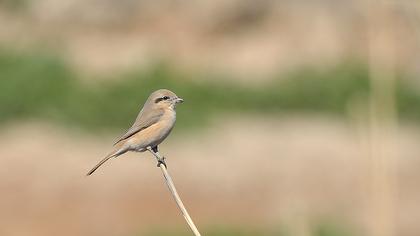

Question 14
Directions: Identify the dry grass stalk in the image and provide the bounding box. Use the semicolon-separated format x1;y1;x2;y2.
365;1;399;236
147;147;202;236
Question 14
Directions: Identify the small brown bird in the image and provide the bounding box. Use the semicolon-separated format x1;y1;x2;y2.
87;89;183;175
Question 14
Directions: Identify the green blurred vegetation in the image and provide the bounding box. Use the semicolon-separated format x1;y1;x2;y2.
0;0;28;11
312;221;354;236
142;222;353;236
143;226;282;236
1;49;419;133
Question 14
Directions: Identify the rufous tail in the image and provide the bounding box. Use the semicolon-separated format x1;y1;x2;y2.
86;149;125;176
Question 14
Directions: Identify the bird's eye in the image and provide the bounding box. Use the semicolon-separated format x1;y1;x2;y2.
155;96;171;103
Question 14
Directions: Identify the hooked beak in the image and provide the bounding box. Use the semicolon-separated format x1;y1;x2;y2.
175;97;184;103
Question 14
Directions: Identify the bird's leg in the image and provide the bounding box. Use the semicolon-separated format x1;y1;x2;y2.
149;146;167;168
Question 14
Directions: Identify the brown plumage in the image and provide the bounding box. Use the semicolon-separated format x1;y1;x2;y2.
87;89;183;176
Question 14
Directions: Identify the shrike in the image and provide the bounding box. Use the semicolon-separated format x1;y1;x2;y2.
87;89;183;175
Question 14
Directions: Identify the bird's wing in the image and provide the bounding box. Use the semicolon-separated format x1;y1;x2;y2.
113;107;164;145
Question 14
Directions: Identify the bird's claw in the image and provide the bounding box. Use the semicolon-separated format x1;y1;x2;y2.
157;156;167;168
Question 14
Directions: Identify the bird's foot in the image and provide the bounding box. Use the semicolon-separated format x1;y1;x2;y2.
157;156;167;168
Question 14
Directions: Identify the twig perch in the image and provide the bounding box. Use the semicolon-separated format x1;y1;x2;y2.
147;147;202;236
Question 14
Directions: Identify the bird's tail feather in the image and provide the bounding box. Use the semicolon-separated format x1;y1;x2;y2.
86;149;125;176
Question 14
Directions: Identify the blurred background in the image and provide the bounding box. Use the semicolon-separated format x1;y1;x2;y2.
1;0;420;236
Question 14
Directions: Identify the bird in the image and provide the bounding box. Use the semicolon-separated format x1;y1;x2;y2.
87;89;184;176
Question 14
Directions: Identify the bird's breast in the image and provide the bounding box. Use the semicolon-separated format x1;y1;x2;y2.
157;110;176;134
128;110;176;150
147;110;176;145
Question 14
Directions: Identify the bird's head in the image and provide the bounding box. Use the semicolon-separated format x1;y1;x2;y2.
148;89;184;110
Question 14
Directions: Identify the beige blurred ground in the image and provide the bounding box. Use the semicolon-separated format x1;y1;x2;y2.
0;0;419;81
0;116;419;236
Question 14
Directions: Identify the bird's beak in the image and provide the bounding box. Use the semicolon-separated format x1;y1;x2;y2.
175;97;184;103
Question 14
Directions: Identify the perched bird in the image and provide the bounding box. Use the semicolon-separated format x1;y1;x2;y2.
87;89;184;175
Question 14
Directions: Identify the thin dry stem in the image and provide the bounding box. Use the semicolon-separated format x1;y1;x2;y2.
147;147;202;236
364;1;398;236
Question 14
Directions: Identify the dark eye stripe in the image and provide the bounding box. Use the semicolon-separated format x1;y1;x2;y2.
155;96;170;103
